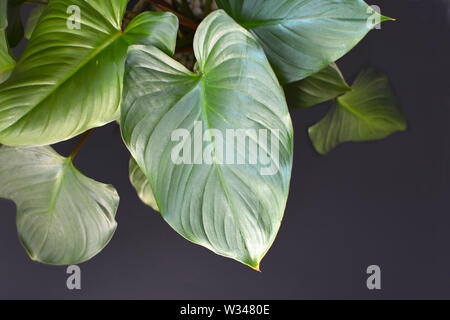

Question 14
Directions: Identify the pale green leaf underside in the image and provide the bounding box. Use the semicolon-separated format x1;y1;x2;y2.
309;68;407;155
0;0;178;146
0;146;119;265
216;0;388;84
129;157;159;211
285;63;352;109
121;11;293;269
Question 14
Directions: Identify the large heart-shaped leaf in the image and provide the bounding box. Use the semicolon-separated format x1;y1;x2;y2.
129;157;159;211
0;146;119;265
121;10;293;269
216;0;390;84
0;3;15;83
0;0;178;146
309;68;407;155
285;63;352;109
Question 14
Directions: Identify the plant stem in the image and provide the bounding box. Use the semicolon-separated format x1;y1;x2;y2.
69;129;93;159
179;19;198;30
180;0;196;19
175;46;194;54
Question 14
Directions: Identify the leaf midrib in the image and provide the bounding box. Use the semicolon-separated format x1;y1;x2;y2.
336;96;372;126
240;15;370;29
199;77;254;265
34;158;71;259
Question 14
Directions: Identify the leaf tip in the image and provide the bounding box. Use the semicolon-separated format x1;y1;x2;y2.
308;129;330;156
251;264;261;272
381;15;396;23
398;120;408;132
345;86;354;93
240;256;263;272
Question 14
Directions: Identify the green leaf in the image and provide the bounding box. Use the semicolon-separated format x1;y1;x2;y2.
121;10;293;270
0;146;119;265
0;0;178;147
6;0;26;48
24;3;47;39
216;0;391;84
129;157;159;212
0;0;16;83
309;68;407;155
0;1;7;29
0;31;15;83
122;11;178;55
285;63;352;109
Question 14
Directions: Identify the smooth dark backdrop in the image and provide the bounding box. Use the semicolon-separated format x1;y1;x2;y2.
1;0;449;299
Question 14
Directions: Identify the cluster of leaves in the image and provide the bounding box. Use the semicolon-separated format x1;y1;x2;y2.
0;0;406;270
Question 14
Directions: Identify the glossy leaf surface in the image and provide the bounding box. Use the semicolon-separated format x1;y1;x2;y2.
285;63;352;109
216;0;389;84
0;146;119;265
0;0;178;146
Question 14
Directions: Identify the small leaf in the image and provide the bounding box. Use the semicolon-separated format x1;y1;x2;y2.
6;0;26;48
285;63;352;109
121;10;293;269
216;0;391;84
24;3;47;39
0;0;178;146
309;68;407;155
0;146;119;265
122;11;178;55
129;157;159;212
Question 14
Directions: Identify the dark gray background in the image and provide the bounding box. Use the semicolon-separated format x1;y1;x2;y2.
1;0;449;299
